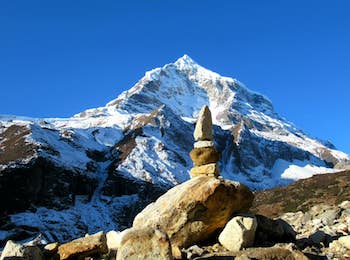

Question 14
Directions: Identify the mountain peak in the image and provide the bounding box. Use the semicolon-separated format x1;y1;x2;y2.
174;54;199;69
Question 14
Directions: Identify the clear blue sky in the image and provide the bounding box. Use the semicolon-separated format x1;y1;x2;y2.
0;1;349;154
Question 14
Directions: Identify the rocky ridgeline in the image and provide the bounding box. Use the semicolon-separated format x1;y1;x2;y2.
1;106;350;260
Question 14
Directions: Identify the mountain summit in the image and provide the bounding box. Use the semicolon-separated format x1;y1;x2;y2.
0;55;349;242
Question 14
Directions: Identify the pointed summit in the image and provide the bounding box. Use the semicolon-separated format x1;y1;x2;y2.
174;54;198;69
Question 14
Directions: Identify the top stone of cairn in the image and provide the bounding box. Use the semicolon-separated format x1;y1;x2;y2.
193;105;213;141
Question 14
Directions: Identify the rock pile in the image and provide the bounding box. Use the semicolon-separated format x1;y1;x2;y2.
189;106;220;178
280;201;350;259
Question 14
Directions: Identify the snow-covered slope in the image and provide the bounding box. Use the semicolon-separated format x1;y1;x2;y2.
74;54;349;187
0;55;349;244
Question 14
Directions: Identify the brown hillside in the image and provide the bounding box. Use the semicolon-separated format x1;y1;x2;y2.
250;170;350;218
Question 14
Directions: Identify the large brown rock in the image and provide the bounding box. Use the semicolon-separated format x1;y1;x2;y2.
194;105;213;141
190;147;220;166
189;163;219;178
116;227;173;260
133;176;254;257
57;231;108;260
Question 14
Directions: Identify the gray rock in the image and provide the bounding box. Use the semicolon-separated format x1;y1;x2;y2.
182;245;205;259
218;215;257;251
308;230;329;245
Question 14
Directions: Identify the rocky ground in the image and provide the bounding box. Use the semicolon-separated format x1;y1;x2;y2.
251;170;350;218
2;173;350;260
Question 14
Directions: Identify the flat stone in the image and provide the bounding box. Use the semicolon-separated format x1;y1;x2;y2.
116;227;172;260
189;163;219;178
190;147;220;166
58;231;108;260
218;215;257;252
194;106;213;141
44;242;59;253
194;140;214;148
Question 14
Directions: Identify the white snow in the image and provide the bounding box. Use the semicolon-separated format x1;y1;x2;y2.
272;159;341;181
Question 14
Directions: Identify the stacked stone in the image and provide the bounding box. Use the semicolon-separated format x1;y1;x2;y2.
189;105;220;178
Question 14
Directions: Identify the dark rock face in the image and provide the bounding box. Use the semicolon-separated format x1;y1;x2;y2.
0;157;97;215
0;124;36;166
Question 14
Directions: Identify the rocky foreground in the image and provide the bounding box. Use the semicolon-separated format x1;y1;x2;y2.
2;174;350;260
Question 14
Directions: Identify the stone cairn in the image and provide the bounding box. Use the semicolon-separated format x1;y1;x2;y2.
189;105;220;178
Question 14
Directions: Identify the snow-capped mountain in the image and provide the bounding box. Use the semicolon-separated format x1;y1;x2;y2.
0;55;349;244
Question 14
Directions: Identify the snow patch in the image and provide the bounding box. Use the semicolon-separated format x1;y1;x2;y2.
272;159;341;181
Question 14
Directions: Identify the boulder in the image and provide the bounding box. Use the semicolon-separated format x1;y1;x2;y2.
189;163;219;178
116;227;172;260
133;176;254;257
0;240;42;260
193;106;213;141
190;147;220;166
218;215;257;251
57;231;108;260
194;140;214;149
